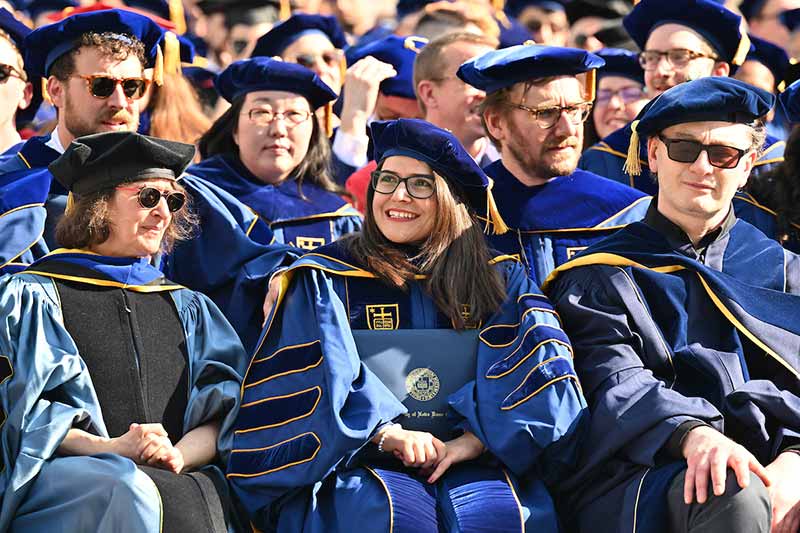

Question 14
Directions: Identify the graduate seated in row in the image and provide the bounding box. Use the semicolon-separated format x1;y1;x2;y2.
189;56;362;253
457;43;650;286
545;77;800;533
227;118;587;533
0;132;247;532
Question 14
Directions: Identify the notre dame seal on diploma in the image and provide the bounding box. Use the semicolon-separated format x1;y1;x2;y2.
405;368;440;401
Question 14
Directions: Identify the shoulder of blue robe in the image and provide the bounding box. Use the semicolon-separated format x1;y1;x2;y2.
0;168;51;274
0;140;24;156
542;219;800;376
189;155;362;224
227;252;406;519
449;260;587;483
0;273;104;528
755;134;785;168
0;135;60;176
27;249;184;290
730;190;799;245
164;173;299;351
168;288;246;464
485;160;650;232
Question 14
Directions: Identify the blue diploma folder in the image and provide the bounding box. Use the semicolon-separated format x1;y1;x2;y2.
352;328;478;440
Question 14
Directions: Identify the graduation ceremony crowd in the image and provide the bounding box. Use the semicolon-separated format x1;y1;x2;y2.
5;0;800;530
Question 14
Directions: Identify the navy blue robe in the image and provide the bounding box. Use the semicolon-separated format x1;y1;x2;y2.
227;243;587;532
543;216;800;533
484;160;650;286
186;154;362;251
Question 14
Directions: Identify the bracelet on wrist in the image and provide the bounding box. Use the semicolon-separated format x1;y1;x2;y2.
377;423;400;453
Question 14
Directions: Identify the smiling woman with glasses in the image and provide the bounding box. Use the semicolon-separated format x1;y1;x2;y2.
228;118;586;533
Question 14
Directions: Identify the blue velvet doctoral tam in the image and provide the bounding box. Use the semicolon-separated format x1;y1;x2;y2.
227;242;587;532
543;218;800;533
187;155;362;251
484;160;650;286
0;251;246;532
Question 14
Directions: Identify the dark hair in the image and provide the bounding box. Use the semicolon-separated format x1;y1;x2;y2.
747;123;800;243
343;167;506;328
198;94;346;198
49;32;147;80
55;182;198;254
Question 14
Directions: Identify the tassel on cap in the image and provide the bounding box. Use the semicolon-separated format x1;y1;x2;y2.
163;31;182;75
168;0;187;34
339;56;347;88
485;179;509;235
42;78;52;104
279;0;291;21
733;32;750;67
65;192;75;215
153;44;164;86
585;68;596;102
324;102;333;138
623;119;643;176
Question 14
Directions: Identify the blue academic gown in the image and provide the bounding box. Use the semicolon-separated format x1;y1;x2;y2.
0;167;49;275
227;242;587;533
484;160;651;287
187;155;362;251
543;215;800;533
0;251;246;532
0;135;67;254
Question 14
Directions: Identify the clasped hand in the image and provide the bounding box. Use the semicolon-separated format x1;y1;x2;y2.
373;425;485;484
113;423;184;474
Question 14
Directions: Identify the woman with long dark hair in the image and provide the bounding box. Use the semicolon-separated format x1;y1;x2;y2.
227;119;587;533
189;57;361;251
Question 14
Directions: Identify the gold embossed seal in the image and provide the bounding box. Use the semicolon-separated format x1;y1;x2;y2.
405;368;440;401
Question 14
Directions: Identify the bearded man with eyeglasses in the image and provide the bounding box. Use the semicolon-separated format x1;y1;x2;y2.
579;0;786;221
457;44;649;286
0;9;165;274
544;76;800;533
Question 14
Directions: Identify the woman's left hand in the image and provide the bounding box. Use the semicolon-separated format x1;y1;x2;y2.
424;431;486;484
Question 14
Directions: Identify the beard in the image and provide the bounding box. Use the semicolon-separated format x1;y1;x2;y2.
506;118;580;181
62;95;138;139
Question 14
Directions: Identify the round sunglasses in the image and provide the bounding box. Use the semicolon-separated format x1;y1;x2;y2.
657;136;748;169
117;186;186;212
74;75;151;100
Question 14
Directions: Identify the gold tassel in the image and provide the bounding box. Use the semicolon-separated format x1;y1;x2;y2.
168;0;187;34
494;9;511;30
164;32;182;75
154;44;164;86
42;78;52;105
732;31;750;67
324;102;333;138
623;120;642;177
65;192;75;215
279;0;291;21
339;56;347;88
485;179;509;235
491;0;504;12
585;68;596;102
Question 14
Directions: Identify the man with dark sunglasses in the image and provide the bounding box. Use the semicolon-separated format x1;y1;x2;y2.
456;43;650;287
0;9;164;259
0;9;34;155
579;0;787;221
544;76;800;533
